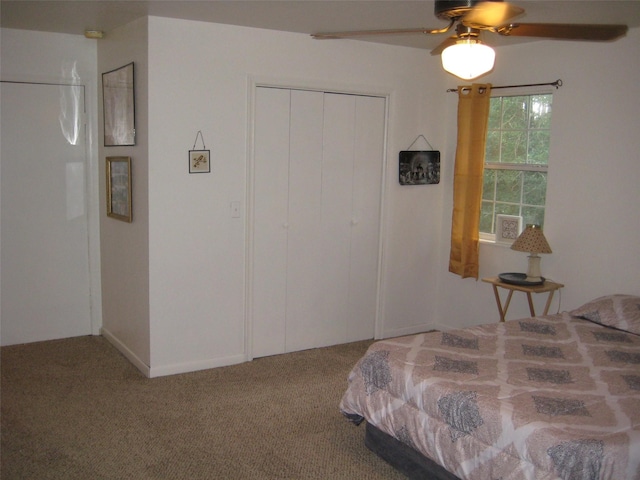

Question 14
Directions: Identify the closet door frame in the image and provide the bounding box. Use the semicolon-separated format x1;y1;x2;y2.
245;77;390;361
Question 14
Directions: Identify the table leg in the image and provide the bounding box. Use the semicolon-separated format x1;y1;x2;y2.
543;290;556;315
526;292;536;317
503;290;515;319
492;285;506;322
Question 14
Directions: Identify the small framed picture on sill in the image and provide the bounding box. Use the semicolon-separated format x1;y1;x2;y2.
189;150;210;173
495;214;522;245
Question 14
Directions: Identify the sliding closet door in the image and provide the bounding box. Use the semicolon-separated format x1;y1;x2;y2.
252;87;385;358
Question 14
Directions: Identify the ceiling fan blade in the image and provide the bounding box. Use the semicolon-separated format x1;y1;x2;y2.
497;23;628;41
462;1;524;28
430;36;458;56
312;21;454;40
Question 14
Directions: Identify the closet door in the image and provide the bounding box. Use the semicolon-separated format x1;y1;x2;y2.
318;93;357;347
285;90;325;352
252;87;385;357
348;95;386;341
252;87;290;357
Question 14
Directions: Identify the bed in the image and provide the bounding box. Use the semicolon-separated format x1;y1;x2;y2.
340;294;640;479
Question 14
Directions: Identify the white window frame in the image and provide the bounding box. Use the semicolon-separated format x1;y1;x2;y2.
480;87;554;243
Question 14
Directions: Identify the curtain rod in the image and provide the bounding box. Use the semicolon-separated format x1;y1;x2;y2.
446;79;562;93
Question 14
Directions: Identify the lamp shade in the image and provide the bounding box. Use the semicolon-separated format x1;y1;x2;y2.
441;39;495;80
511;224;552;254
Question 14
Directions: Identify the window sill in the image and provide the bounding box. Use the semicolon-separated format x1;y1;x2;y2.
479;238;513;248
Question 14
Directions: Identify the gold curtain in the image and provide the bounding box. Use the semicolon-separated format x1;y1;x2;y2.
448;83;492;279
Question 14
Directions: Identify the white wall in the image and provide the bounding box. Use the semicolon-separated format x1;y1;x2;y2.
434;27;640;329
0;28;102;337
5;20;638;377
146;17;448;375
97;18;151;372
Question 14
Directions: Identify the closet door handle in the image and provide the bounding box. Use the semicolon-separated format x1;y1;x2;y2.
282;222;289;229
351;219;359;226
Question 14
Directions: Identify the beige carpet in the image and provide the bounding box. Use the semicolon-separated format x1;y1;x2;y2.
1;336;407;479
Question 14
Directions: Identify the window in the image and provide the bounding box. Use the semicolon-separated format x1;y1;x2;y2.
480;93;553;239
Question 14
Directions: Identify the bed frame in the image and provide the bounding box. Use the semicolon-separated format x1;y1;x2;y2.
365;423;461;480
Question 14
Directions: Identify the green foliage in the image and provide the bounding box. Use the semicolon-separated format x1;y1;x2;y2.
523;171;547;206
482;170;496;200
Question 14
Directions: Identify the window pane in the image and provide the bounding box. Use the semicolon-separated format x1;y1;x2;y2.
488;98;502;129
495;203;520;216
529;95;552;129
482;169;496;200
485;130;501;162
502;96;528;130
528;130;550;164
496;170;522;203
523;171;547;206
522;206;545;228
501;130;527;163
480;201;494;233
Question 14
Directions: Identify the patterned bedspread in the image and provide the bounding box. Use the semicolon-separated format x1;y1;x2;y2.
340;312;640;479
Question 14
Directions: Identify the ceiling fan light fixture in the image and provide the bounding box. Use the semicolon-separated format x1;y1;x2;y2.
84;30;104;39
441;38;495;80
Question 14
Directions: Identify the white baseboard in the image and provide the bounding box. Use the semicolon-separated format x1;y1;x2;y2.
100;327;151;377
148;354;246;378
101;327;247;378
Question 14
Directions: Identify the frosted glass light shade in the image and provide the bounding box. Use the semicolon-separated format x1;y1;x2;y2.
441;40;495;80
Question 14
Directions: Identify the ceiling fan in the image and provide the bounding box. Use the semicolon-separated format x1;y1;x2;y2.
311;0;628;80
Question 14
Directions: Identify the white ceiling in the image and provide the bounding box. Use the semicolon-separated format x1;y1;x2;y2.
1;0;639;50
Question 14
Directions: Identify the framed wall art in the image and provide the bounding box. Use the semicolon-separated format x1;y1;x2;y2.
189;150;210;173
495;214;522;245
189;130;211;173
106;156;132;222
399;151;440;185
102;62;135;146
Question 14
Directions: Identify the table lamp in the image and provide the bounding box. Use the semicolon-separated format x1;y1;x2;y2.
510;224;552;283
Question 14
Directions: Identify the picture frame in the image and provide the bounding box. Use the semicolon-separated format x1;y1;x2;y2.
106;156;132;222
399;151;440;185
495;214;523;245
189;150;211;174
102;62;135;146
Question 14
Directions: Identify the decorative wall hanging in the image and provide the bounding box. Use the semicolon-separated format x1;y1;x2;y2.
102;62;135;146
106;156;132;222
495;214;523;245
189;130;210;174
399;135;440;185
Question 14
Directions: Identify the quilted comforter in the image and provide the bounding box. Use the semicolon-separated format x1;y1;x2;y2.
340;309;640;479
